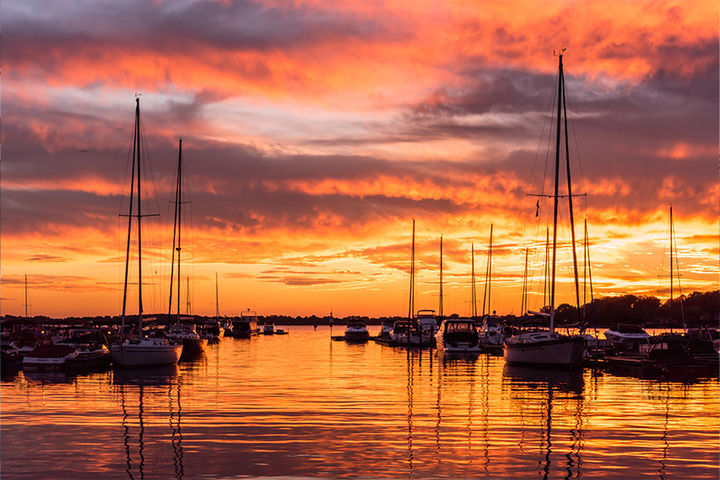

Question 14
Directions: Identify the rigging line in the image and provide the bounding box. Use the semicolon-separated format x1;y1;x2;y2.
562;60;582;318
536;71;560;269
671;209;685;326
658;207;671;297
564;79;588;211
524;69;561;311
524;68;560;245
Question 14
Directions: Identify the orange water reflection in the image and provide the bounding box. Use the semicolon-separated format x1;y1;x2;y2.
1;326;718;479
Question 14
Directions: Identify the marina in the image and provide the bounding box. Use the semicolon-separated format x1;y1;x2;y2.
2;1;718;479
1;326;718;479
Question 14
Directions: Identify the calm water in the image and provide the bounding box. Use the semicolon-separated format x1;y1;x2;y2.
1;326;718;479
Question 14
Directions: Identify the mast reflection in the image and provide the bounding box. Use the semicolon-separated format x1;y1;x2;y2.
170;381;184;479
503;365;585;479
433;352;480;473
657;382;670;480
406;348;414;477
114;364;181;479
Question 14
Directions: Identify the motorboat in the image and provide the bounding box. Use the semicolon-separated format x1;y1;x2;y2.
23;339;78;372
198;320;224;343
391;320;413;345
344;319;369;343
603;324;651;349
52;327;111;370
66;343;111;370
167;320;207;356
478;315;504;349
417;309;439;337
606;333;718;379
233;310;259;337
54;327;109;349
377;320;394;340
391;319;434;347
436;318;480;353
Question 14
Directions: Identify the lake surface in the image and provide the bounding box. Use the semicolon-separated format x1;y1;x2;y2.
2;326;718;479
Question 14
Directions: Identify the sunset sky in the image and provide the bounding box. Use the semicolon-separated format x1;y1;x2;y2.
2;0;718;318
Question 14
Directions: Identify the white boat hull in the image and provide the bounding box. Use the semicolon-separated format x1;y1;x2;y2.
504;336;585;366
604;331;651;345
111;342;182;367
23;354;76;371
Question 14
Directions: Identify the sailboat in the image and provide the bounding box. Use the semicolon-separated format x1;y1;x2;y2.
111;98;183;367
478;225;503;350
200;273;225;342
504;52;585;367
166;138;207;356
391;220;435;347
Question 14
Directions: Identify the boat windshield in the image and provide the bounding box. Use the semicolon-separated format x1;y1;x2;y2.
446;322;476;333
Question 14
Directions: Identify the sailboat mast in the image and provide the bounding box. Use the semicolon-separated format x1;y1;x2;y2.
215;273;220;319
562;64;581;318
176;139;183;325
669;205;673;306
24;274;28;319
136;98;144;332
482;224;493;317
586;220;594;302
408;219;415;320
120;100;139;334
471;243;477;318
521;247;529;315
549;53;564;333
583;218;587;306
543;227;549;309
439;235;444;319
169;141;180;318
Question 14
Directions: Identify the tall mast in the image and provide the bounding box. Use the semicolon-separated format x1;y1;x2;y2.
583;218;588;320
543;227;549;309
669;205;685;328
177;139;183;325
438;235;444;319
586;220;594;302
562;59;581;319
521;247;529;316
215;273;220;319
669;205;673;306
671;207;686;329
120;99;139;334
408;219;415;320
482;224;493;317
471;243;477;318
24;274;28;319
136;97;144;332
549;52;564;333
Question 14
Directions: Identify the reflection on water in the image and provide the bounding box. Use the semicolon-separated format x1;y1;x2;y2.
1;326;718;479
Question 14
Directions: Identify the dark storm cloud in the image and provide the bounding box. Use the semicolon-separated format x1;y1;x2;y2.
3;1;403;64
